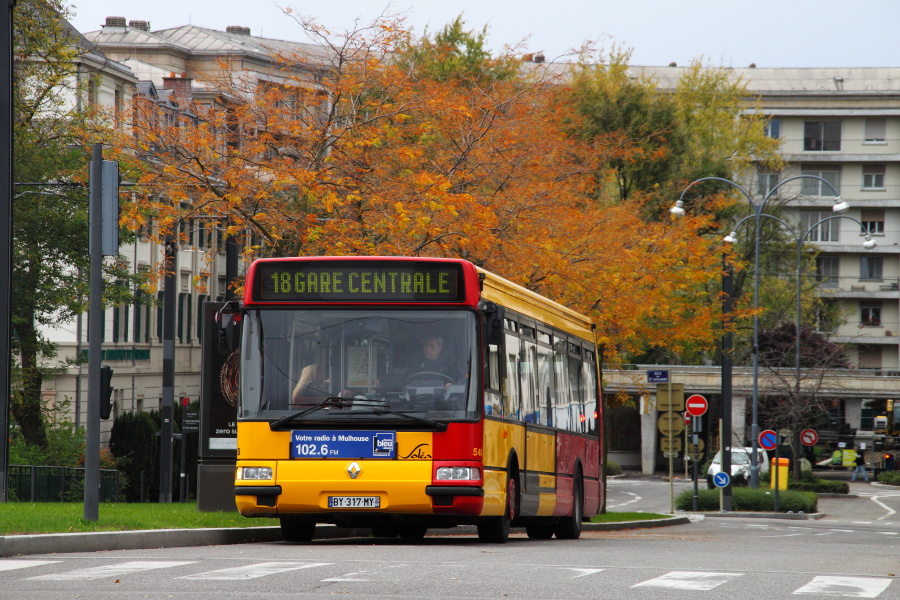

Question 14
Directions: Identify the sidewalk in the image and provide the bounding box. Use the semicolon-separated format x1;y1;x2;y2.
0;517;690;557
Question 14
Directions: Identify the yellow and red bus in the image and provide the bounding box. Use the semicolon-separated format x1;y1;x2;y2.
229;256;602;542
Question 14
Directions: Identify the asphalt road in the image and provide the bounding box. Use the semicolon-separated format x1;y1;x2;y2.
0;474;897;599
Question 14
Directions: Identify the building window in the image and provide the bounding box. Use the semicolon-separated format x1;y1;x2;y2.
803;120;841;151
864;118;886;143
803;211;840;242
816;256;839;288
764;118;781;139
861;209;884;235
114;86;123;128
860;303;882;327
863;165;885;189
860;256;883;280
757;169;780;196
801;167;841;197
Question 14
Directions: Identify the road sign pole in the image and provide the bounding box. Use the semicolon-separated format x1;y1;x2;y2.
668;380;673;514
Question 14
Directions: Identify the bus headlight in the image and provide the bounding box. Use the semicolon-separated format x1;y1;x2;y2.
436;467;480;481
238;467;273;480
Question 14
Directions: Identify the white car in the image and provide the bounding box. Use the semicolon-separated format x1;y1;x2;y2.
706;447;769;488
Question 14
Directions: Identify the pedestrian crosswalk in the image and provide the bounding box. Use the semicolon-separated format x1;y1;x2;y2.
0;558;895;596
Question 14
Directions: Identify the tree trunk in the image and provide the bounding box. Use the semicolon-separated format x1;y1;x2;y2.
11;318;48;448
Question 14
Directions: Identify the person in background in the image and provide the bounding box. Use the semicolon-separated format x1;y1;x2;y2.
291;364;329;404
851;447;869;482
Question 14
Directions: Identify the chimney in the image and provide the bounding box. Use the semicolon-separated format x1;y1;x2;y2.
226;26;251;36
532;52;545;63
104;16;127;29
129;20;151;32
162;73;193;101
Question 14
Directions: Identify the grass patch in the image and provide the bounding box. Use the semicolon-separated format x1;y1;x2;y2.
0;503;276;535
590;511;670;523
0;503;671;535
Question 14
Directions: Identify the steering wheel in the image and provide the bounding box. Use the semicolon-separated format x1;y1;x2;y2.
405;371;453;385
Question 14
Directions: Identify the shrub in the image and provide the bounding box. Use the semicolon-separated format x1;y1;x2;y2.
877;471;900;486
758;469;849;494
606;460;622;476
108;411;160;502
675;487;817;513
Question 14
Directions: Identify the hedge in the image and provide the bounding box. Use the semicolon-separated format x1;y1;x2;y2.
675;487;817;513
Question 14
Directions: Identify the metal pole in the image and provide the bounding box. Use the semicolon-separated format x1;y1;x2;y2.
84;144;103;521
668;379;673;514
0;0;16;504
179;399;187;502
721;253;733;510
749;200;763;488
159;237;176;503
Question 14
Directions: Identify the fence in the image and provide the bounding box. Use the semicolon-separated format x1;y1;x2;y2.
8;465;119;503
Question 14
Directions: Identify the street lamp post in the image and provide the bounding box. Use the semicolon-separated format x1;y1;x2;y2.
724;215;875;470
673;175;849;489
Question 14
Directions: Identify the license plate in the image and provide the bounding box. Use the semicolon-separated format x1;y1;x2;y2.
328;496;381;508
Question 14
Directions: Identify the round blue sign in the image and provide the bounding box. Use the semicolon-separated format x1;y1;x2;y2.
713;472;730;488
759;429;778;451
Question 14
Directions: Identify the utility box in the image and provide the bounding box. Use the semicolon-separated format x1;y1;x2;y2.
770;457;789;490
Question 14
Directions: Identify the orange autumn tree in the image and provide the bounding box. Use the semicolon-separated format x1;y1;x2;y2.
108;12;729;364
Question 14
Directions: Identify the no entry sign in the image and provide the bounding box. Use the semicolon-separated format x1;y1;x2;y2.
685;394;708;417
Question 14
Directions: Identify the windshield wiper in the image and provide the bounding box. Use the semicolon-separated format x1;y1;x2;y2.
351;408;448;431
269;396;350;430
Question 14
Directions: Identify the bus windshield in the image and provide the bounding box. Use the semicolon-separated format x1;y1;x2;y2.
239;309;479;422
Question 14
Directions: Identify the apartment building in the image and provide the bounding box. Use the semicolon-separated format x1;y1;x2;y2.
639;66;900;372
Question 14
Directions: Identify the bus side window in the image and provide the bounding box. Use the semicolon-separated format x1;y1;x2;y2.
503;333;520;419
485;344;502;416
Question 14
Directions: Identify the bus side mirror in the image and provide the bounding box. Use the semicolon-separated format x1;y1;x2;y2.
479;300;505;346
216;300;242;353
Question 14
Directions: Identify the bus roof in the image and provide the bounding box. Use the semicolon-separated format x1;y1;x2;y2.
242;256;594;341
476;267;594;341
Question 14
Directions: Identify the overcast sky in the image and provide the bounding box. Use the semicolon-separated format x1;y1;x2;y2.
70;0;897;68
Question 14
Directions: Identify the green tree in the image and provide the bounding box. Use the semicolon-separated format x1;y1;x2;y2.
12;1;139;447
395;15;519;84
567;50;686;203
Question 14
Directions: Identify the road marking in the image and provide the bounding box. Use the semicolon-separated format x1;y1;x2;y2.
870;496;897;521
180;562;332;580
608;492;641;508
633;571;742;590
0;560;59;571
562;568;605;578
793;575;892;597
28;561;196;581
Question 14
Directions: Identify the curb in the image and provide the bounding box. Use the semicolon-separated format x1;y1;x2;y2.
0;517;690;557
684;511;825;520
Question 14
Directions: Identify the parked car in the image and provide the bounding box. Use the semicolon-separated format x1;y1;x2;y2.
707;447;769;488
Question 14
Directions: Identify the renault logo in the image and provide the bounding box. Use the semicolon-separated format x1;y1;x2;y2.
347;462;361;479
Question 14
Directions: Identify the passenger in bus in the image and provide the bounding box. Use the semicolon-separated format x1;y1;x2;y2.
291;364;329;405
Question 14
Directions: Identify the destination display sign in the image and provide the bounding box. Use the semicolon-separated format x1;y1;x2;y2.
254;261;464;303
290;430;397;459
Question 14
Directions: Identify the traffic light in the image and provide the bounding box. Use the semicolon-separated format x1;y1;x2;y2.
99;365;114;420
885;454;896;471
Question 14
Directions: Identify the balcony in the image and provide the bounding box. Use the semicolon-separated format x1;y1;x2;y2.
751;182;900;206
825;317;900;345
819;279;900;300
776;137;900;158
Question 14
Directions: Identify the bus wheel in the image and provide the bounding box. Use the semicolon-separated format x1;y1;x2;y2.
555;474;583;540
525;522;555;539
280;518;316;543
478;474;516;543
